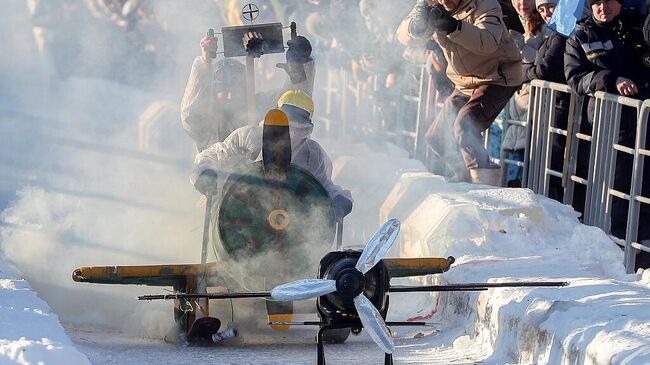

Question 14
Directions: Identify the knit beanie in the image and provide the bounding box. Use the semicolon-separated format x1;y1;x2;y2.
535;0;558;9
587;0;623;6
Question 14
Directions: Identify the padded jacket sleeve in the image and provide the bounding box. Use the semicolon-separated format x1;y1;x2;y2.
564;32;618;94
190;125;262;185
525;32;567;83
180;57;216;152
446;1;504;56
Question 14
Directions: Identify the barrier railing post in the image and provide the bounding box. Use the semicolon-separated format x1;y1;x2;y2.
501;117;511;187
414;67;430;159
594;97;611;228
535;86;550;193
624;100;650;272
523;84;538;189
601;101;623;231
563;93;584;206
541;89;557;196
584;96;604;225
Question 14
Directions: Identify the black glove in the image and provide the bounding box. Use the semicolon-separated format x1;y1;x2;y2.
410;2;434;37
430;5;460;34
286;36;312;64
277;36;312;84
194;169;218;196
243;31;266;58
332;195;353;219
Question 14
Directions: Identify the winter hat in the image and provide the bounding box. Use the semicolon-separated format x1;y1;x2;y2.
587;0;623;6
535;0;558;9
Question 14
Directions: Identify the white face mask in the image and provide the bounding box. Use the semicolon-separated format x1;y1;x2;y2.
289;122;313;153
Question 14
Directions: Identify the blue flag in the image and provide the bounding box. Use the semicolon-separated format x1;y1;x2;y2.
548;0;586;36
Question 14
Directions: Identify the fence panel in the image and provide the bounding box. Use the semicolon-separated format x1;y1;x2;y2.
316;66;649;272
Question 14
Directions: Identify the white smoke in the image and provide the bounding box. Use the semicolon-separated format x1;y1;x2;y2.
0;0;430;340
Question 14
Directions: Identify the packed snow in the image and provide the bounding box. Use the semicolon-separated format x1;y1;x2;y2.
2;0;650;364
0;257;89;364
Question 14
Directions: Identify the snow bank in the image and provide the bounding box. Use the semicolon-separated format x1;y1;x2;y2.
329;148;650;364
0;258;90;365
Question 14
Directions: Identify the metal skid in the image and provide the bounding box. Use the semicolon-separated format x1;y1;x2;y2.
316;322;393;365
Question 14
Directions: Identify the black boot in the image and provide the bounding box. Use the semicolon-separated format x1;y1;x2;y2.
187;317;221;344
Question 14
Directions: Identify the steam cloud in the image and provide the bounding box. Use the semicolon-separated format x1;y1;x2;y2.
0;0;426;340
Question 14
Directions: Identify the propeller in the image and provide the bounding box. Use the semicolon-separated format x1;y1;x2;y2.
271;219;400;354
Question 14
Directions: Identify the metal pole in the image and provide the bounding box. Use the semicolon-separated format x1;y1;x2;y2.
624;101;650;272
197;192;214;319
584;97;602;225
139;291;272;301
563;94;583;205
414;66;428;157
602;102;623;231
389;281;569;292
523;85;537;188
246;56;256;125
541;89;557;196
336;218;344;250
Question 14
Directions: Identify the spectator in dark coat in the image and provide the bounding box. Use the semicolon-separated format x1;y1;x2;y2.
524;0;567;84
565;0;650;247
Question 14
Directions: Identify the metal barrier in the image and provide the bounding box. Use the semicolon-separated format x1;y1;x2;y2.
524;81;572;196
315;66;649;273
620;99;650;272
524;80;649;273
315;64;439;168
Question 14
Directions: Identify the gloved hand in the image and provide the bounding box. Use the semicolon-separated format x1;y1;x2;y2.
332;195;353;219
277;36;312;84
194;169;218;196
410;2;434;37
243;31;266;58
286;36;312;64
429;5;460;34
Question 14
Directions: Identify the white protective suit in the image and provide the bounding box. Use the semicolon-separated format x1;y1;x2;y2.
181;56;316;152
191;118;352;202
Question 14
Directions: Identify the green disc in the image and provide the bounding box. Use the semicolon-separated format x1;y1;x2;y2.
216;163;336;261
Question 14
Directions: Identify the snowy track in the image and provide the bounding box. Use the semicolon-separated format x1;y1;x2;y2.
66;326;493;365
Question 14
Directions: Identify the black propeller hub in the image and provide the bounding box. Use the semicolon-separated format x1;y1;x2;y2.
335;268;364;300
317;250;390;322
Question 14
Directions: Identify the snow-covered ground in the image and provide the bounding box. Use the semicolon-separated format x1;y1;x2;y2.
3;1;650;364
0;257;89;364
5;99;650;364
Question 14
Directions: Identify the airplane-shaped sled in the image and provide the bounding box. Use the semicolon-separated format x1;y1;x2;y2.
72;108;568;365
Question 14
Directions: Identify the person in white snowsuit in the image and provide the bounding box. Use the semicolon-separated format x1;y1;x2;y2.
181;33;315;152
191;90;353;220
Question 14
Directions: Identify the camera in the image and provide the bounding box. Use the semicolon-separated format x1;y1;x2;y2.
411;3;444;36
428;4;445;20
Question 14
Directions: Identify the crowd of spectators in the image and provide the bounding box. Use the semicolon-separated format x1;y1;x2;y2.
273;0;650;259
391;0;650;262
24;0;650;262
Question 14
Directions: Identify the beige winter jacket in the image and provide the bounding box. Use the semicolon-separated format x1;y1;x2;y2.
397;0;523;95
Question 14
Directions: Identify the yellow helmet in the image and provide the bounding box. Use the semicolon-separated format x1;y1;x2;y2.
277;90;314;119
